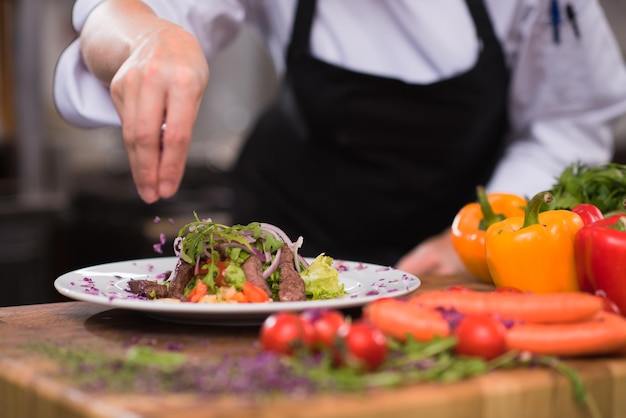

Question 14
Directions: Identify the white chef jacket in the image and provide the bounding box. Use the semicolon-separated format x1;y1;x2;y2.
53;0;626;198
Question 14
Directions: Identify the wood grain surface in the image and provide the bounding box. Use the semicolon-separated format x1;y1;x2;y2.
1;273;624;418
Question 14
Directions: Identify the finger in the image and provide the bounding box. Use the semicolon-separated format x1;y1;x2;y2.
157;119;189;199
157;77;205;198
113;67;165;203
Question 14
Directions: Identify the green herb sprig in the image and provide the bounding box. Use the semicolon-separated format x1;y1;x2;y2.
545;162;626;214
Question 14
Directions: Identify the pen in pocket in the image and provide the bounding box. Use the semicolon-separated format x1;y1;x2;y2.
550;0;561;44
565;3;581;39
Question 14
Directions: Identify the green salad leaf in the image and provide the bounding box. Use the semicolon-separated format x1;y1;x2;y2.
301;254;346;300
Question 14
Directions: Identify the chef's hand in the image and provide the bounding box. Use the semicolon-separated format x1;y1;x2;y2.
81;0;209;204
110;25;209;203
395;229;466;276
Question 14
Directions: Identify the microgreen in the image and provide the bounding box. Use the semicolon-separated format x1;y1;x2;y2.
24;337;596;418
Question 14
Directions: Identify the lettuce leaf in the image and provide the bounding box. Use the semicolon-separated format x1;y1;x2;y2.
301;254;346;300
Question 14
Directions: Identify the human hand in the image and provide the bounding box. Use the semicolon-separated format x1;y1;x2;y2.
110;24;209;203
395;229;467;277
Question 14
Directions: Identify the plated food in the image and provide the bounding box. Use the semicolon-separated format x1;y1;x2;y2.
127;217;346;304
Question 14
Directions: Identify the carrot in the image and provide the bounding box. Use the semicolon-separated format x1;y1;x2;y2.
242;281;271;303
363;298;450;342
505;311;626;357
410;290;603;324
188;280;208;303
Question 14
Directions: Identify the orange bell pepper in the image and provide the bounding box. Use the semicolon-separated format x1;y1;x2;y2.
451;186;526;283
484;191;584;293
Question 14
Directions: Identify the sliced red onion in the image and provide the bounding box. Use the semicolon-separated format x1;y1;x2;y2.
260;223;294;245
194;256;202;276
260;223;309;270
173;237;183;257
292;236;306;272
262;248;282;279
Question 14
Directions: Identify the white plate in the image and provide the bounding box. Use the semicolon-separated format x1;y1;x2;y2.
54;257;420;325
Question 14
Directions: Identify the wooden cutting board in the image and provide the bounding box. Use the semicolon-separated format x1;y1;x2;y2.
1;274;625;418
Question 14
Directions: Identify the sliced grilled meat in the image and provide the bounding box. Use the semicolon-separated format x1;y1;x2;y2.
127;279;169;299
242;255;272;297
167;258;195;299
277;247;306;302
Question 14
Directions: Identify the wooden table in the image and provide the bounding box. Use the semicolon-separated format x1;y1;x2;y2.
1;274;625;418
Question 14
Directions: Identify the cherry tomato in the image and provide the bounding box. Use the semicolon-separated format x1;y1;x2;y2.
337;321;388;371
309;310;346;349
454;314;507;360
260;312;315;355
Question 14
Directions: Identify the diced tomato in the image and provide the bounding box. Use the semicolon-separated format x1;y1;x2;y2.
242;281;271;303
188;280;208;303
199;260;228;287
229;291;248;303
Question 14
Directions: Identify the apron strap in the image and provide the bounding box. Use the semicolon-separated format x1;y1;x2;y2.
465;0;502;50
288;0;502;63
287;0;317;61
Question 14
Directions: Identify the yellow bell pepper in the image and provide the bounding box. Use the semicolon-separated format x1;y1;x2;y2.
484;191;584;293
451;186;526;283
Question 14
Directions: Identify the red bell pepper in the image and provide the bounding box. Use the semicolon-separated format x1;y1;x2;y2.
572;203;604;225
571;203;604;293
574;214;626;315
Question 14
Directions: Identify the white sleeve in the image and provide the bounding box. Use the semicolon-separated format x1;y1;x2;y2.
53;0;246;128
486;0;626;197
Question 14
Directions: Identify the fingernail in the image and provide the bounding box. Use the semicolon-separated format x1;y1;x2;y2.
139;187;158;203
159;181;176;197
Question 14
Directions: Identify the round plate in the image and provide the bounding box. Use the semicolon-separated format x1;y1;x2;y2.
54;257;420;325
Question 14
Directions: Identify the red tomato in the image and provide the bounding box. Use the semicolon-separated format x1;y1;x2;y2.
454;315;507;360
199;260;228;287
260;313;315;355
310;310;346;349
338;321;388;371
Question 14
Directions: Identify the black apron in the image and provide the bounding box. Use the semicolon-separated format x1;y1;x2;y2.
231;0;510;266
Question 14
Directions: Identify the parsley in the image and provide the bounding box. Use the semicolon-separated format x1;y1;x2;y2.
545;162;626;214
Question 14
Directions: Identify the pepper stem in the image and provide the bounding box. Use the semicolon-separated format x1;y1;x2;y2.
477;186;506;231
521;192;553;229
608;216;626;232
